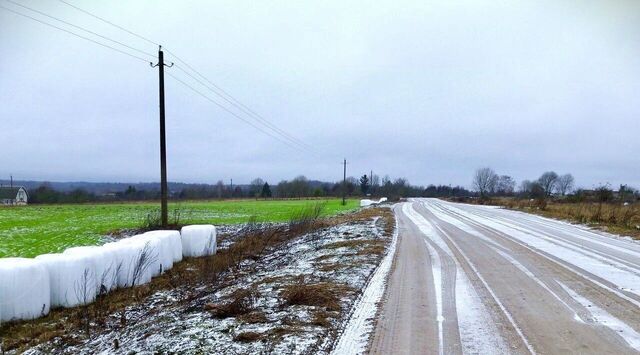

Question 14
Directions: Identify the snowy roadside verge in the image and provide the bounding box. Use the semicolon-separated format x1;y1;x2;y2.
331;207;399;355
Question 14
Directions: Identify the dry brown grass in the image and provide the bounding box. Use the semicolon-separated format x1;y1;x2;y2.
234;331;263;342
311;310;332;327
281;277;353;312
206;287;259;318
237;310;268;324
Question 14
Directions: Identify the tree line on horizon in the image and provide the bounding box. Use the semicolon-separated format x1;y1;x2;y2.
20;169;638;205
25;174;468;204
472;167;639;204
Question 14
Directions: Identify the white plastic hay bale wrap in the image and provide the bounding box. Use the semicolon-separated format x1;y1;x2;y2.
142;230;182;264
0;258;51;322
103;241;144;288
129;233;171;275
63;246;118;294
118;237;161;283
35;253;97;308
360;199;376;207
180;225;217;257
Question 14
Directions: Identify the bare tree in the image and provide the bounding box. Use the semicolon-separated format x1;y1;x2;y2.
496;175;516;195
249;178;264;198
538;171;559;197
473;167;498;199
556;174;574;196
519;180;533;194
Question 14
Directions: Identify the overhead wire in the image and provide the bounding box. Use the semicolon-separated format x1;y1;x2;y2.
166;51;314;151
166;72;306;152
7;0;315;154
56;0;159;47
54;0;314;153
2;0;155;59
171;64;313;152
0;4;150;63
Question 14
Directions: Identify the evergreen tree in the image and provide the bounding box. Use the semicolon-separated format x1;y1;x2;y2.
359;174;370;195
260;182;272;198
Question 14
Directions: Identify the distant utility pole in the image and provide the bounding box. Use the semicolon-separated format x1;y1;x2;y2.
151;46;173;227
230;178;233;197
342;159;347;205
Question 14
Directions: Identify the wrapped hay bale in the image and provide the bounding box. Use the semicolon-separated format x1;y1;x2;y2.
180;225;217;257
117;237;161;283
129;233;171;275
63;246;118;294
143;230;183;263
360;199;376;207
0;258;50;322
102;241;144;288
35;253;97;308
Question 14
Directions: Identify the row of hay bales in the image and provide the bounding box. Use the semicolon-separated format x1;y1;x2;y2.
0;225;216;323
360;197;388;207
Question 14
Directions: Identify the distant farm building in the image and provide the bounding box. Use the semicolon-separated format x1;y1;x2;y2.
0;186;28;206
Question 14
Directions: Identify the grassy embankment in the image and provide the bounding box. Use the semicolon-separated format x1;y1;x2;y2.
0;199;359;258
460;197;640;239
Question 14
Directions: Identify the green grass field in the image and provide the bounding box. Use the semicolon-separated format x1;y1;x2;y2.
0;199;358;258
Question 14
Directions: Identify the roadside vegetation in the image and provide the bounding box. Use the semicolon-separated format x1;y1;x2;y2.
0;205;394;354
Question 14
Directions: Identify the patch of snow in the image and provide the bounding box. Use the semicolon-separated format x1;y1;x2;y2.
423;240;444;355
558;281;640;352
331;211;399;355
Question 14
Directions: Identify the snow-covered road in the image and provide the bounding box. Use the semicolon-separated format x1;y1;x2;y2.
369;198;640;354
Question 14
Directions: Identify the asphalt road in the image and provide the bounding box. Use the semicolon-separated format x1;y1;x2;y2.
370;198;640;354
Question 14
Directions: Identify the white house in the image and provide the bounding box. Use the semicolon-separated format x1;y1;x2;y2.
0;186;28;206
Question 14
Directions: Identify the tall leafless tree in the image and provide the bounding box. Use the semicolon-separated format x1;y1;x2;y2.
556;174;574;196
538;171;559;197
473;167;498;199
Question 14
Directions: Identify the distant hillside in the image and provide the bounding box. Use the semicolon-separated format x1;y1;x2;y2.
0;180;251;195
0;179;332;195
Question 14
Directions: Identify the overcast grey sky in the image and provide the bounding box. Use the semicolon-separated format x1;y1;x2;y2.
1;0;638;189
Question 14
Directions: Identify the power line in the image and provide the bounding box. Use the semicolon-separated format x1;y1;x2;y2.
57;0;159;47
166;72;307;152
2;0;155;59
172;64;313;151
14;0;315;153
56;0;313;153
0;4;150;63
165;50;314;151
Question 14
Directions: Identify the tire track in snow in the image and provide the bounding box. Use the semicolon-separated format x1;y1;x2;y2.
422;239;444;355
430;200;640;308
558;281;640;352
405;202;513;354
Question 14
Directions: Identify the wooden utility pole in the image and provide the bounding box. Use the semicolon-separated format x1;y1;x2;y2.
342;159;347;205
152;46;173;227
